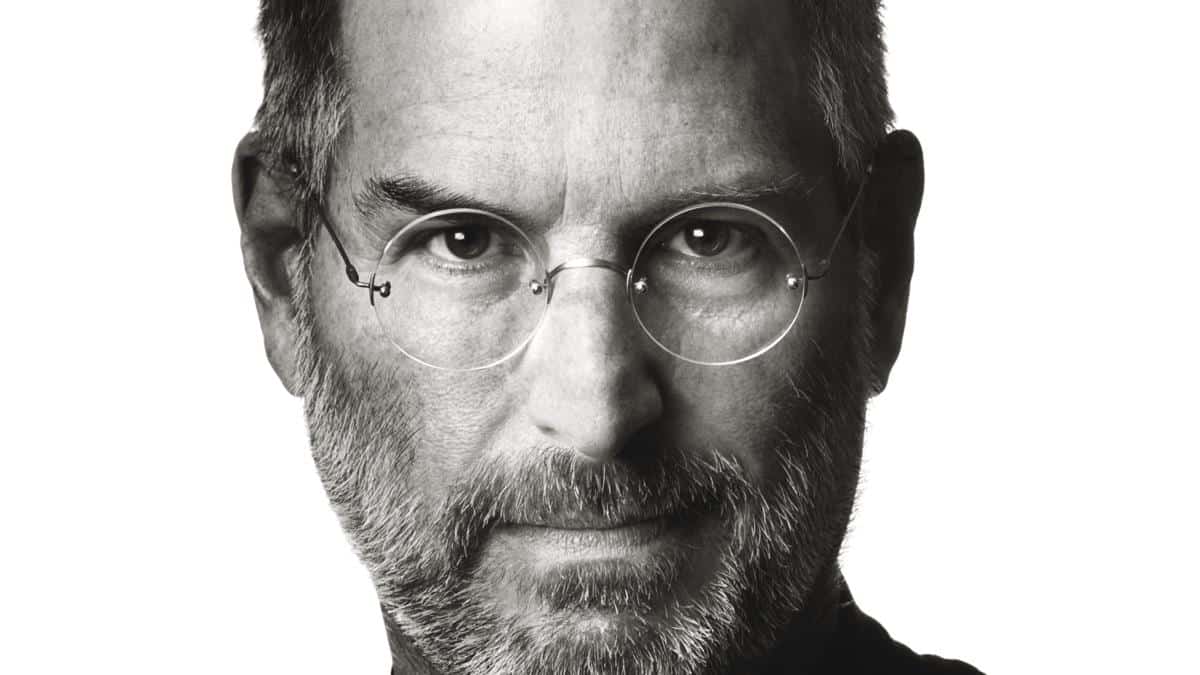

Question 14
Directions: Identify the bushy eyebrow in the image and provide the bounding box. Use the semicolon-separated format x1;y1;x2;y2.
354;173;528;226
637;172;816;232
352;170;814;233
673;171;811;204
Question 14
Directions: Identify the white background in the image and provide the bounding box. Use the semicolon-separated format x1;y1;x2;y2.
2;3;1197;673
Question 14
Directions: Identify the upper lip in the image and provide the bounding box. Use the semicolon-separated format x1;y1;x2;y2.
504;508;672;531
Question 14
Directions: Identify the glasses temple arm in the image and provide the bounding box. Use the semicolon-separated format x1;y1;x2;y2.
318;206;393;301
318;210;368;288
805;164;873;281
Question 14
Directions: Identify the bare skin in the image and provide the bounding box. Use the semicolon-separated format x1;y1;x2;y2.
234;1;923;672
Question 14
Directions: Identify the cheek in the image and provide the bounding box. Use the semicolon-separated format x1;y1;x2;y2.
309;238;517;485
660;360;794;478
658;280;862;477
409;369;516;478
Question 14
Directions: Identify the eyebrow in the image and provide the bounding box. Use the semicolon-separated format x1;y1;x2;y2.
673;172;811;204
354;173;528;226
353;170;815;233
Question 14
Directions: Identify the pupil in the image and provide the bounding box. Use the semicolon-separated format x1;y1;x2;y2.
684;223;730;256
444;226;490;259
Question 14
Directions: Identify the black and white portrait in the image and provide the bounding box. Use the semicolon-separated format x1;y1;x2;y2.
3;2;1196;674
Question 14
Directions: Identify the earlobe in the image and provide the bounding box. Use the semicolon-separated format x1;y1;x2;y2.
862;129;924;396
232;132;306;396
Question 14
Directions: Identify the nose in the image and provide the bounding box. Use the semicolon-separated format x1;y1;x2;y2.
520;265;664;461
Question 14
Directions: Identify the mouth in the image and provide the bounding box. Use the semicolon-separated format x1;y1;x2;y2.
499;515;672;557
492;506;711;567
480;505;723;616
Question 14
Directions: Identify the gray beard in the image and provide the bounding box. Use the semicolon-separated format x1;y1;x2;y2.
292;253;868;675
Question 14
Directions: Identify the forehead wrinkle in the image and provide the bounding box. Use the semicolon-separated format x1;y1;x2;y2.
339;0;834;247
343;6;564;161
343;0;816;139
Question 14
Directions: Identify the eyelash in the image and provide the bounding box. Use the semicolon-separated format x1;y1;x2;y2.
654;224;762;272
413;229;520;276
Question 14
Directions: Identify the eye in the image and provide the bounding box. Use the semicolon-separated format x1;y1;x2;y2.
663;220;754;258
425;224;496;261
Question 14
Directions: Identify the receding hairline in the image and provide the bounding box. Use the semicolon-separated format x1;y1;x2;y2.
253;0;891;214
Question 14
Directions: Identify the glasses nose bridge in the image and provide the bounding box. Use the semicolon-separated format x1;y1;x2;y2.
547;257;629;283
524;256;643;365
531;257;631;299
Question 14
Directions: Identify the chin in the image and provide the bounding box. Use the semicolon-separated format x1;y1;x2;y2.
534;608;664;647
477;610;681;675
448;516;727;673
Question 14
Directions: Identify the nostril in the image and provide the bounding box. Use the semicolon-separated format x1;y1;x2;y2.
525;363;665;463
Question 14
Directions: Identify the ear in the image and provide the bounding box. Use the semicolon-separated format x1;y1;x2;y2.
232;132;305;396
861;129;924;396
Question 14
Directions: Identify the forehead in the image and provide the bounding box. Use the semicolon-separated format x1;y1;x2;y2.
337;0;835;222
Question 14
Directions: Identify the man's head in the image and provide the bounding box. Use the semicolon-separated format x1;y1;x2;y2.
234;1;923;673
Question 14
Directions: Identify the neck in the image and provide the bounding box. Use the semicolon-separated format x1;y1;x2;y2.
746;562;847;674
382;566;847;675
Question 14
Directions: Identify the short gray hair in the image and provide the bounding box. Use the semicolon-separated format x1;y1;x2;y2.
253;1;892;210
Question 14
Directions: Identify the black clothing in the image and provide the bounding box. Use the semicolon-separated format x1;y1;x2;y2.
800;589;983;674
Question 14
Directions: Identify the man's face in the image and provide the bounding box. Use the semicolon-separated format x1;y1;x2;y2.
299;1;870;672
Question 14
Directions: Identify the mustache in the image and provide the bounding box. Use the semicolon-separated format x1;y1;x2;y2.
433;444;756;564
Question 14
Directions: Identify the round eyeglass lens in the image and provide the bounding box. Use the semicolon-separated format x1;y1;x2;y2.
629;204;807;365
371;209;547;370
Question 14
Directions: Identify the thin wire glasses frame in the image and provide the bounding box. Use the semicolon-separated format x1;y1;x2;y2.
319;165;873;369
